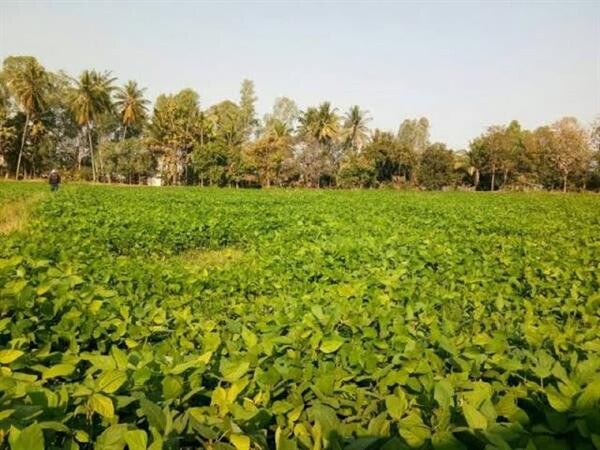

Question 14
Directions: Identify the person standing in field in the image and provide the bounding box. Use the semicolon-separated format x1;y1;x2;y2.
49;169;61;192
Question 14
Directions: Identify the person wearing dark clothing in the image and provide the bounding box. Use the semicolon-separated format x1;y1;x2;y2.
49;170;61;192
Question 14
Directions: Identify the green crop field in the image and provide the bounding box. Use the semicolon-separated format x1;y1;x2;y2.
0;182;599;450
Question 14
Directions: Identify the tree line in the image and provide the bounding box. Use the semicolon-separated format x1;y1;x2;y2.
1;56;599;191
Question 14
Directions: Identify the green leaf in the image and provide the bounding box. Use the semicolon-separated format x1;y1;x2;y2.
0;349;24;364
319;339;343;354
124;430;147;450
399;412;430;448
95;424;128;450
221;359;250;382
42;363;76;380
241;327;258;348
230;434;250;450
432;431;467;450
170;352;211;375
38;421;69;432
546;386;572;412
576;379;600;410
89;300;103;313
434;379;454;409
140;399;166;434
9;424;44;450
96;370;127;394
0;409;14;420
74;430;89;443
385;390;407;420
90;393;114;418
462;403;488;429
227;378;249;402
275;427;298;450
111;347;129;370
591;434;600;450
162;376;183;400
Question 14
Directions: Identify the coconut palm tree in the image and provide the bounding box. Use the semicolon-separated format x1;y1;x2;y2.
268;118;293;139
69;70;115;181
299;102;339;146
342;105;371;153
298;102;340;186
315;102;339;146
114;80;149;139
4;57;49;179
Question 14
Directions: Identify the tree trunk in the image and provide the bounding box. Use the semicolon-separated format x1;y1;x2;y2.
88;125;96;182
503;169;508;189
490;165;496;192
97;146;104;182
122;125;128;141
563;174;568;193
15;113;30;180
474;169;480;190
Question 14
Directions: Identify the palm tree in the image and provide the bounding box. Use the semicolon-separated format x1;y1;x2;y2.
298;102;340;186
114;80;149;139
69;70;115;181
268;118;293;139
342;105;371;152
299;102;339;146
4;57;49;179
315;102;339;146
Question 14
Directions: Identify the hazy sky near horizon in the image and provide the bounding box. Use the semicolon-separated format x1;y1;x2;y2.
1;1;599;149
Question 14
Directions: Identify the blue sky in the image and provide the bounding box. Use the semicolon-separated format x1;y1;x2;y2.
1;1;599;149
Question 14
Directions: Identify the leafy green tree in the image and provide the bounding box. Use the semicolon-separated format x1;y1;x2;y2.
3;56;50;179
148;89;201;184
397;117;429;184
69;70;115;181
337;153;376;188
363;129;415;185
244;119;293;187
0;73;17;173
500;120;525;187
419;143;456;190
205;100;246;185
467;137;487;189
114;80;149;139
525;125;557;188
101;138;154;183
470;125;510;191
192;141;231;186
44;71;80;172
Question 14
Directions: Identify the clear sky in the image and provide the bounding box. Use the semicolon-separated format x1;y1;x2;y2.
1;1;599;149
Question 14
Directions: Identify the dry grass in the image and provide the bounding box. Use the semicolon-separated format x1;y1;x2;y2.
0;193;46;235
